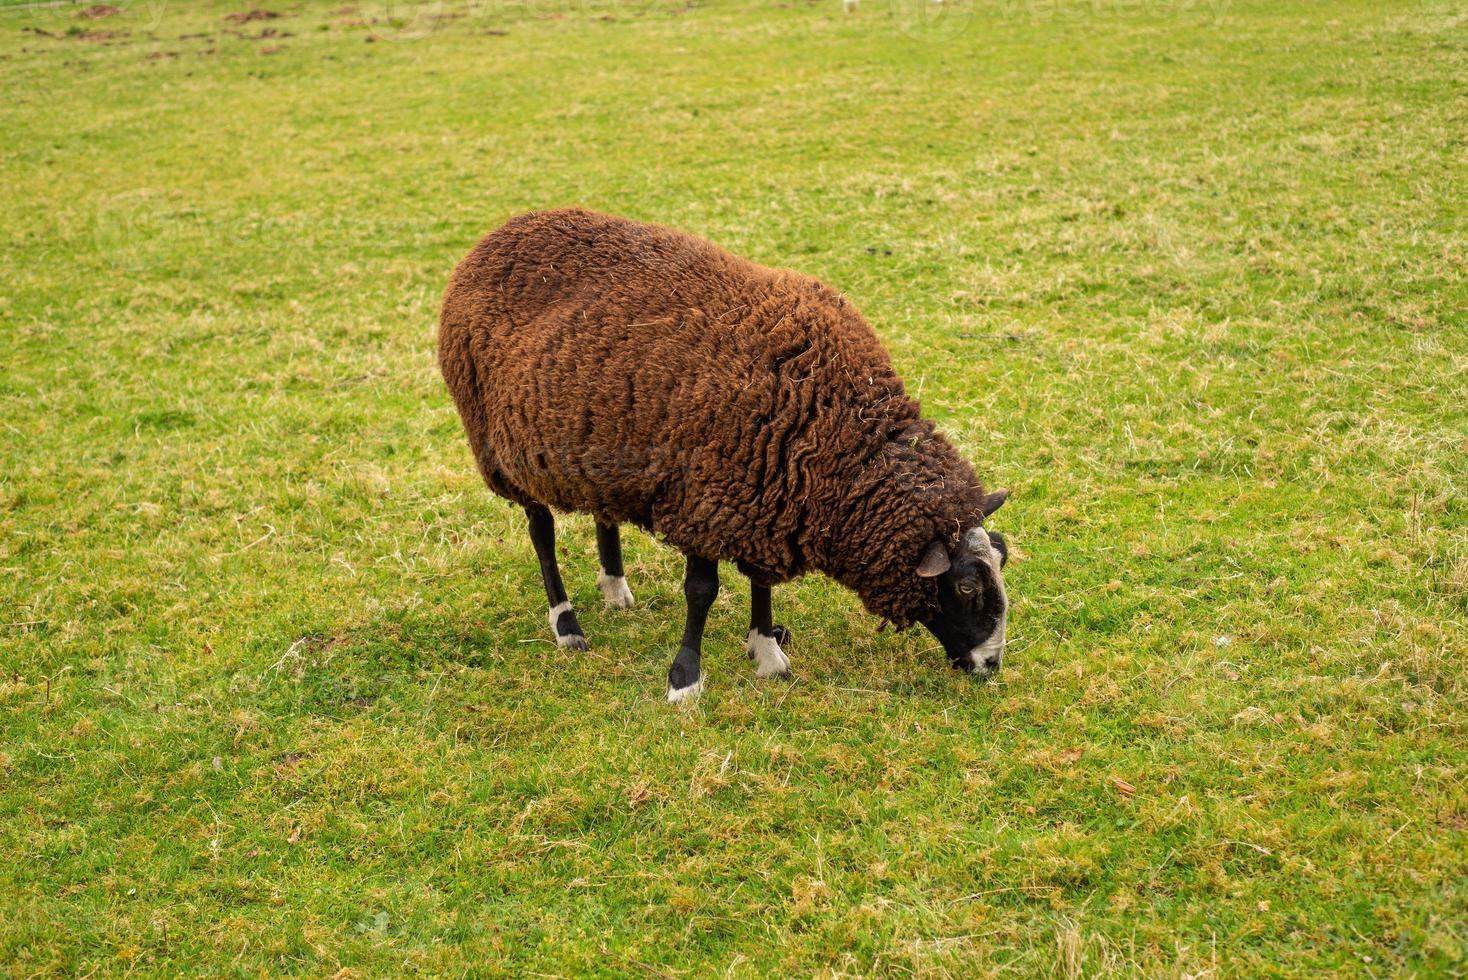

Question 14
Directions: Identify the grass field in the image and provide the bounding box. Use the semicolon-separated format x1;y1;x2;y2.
3;0;1466;974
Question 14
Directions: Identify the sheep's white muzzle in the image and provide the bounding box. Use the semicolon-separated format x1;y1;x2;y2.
967;618;1005;675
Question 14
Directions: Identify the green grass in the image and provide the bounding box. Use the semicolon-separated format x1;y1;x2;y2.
2;0;1466;974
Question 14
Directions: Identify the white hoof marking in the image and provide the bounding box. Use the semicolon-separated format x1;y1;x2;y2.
667;678;704;703
548;600;573;633
597;573;635;609
746;630;791;678
548;600;585;648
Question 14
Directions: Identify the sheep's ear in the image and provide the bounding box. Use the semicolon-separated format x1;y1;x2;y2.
916;541;950;578
981;488;1010;517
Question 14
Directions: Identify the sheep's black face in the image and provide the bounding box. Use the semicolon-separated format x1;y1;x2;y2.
913;491;1010;675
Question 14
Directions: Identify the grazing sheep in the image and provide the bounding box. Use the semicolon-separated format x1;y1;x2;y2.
438;208;1011;702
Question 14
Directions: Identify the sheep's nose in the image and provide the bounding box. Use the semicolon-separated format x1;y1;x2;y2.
979;652;1002;673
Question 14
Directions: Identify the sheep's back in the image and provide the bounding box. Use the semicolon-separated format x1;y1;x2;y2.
439;208;904;577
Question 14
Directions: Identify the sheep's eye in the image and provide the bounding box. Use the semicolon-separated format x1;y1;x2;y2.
957;584;976;597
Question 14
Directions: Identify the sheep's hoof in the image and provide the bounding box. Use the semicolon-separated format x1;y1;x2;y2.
667;647;702;703
746;629;792;679
549;603;587;650
746;625;791;658
667;677;703;703
597;574;635;610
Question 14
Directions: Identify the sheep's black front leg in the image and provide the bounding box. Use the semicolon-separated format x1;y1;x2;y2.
667;554;718;703
595;522;635;609
746;583;791;679
525;504;587;651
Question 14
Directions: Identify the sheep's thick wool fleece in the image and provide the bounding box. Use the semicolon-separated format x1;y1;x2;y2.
438;208;990;626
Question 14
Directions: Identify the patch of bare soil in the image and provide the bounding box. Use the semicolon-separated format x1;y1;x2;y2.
227;26;292;39
224;9;280;23
79;4;123;17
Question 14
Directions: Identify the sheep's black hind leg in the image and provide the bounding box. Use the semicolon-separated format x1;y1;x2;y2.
746;583;791;679
525;504;587;651
667;554;718;703
595;522;635;609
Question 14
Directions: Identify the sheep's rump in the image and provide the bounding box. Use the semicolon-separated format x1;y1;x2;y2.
438;208;907;581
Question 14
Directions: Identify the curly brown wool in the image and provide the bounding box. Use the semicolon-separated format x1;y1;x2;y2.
438;208;994;630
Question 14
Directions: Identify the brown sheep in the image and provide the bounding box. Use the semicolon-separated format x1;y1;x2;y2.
438;208;1011;701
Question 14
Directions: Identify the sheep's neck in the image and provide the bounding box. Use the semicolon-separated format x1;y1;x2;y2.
811;432;977;623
